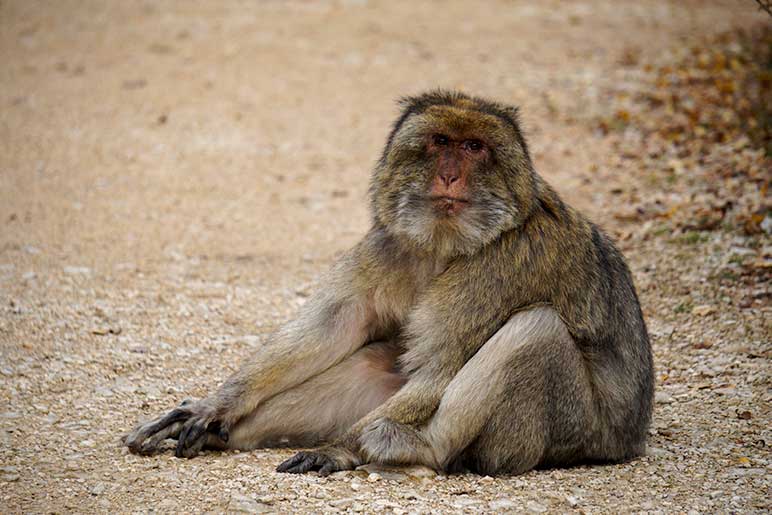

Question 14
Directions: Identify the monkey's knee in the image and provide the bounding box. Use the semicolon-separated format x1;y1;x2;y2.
425;308;590;474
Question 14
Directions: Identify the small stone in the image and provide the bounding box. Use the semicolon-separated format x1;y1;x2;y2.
228;493;272;513
89;483;106;495
374;499;399;508
526;501;548;513
647;446;672;457
655;392;674;404
139;384;161;398
2;474;20;482
761;213;772;234
329;498;354;508
367;472;381;482
728;246;755;256
94;386;114;397
692;305;716;316
490;498;518;510
454;498;482;507
158;499;179;513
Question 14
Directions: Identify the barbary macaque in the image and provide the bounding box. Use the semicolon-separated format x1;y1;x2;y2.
125;91;654;476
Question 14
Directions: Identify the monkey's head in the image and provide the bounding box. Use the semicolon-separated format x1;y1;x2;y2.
371;91;538;258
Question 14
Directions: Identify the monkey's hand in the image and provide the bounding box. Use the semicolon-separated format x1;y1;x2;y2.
276;446;360;476
124;398;229;458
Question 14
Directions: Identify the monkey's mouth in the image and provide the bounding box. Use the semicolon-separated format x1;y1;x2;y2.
429;196;469;215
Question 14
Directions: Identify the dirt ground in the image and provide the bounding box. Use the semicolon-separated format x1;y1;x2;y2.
0;0;769;513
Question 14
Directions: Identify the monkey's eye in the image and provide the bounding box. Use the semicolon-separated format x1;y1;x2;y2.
464;139;484;153
432;134;450;146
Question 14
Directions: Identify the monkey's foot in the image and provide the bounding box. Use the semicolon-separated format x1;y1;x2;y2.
276;447;359;476
124;398;228;458
358;418;437;467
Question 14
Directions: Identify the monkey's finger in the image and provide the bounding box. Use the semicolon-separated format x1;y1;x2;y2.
178;430;207;458
217;426;230;443
134;407;190;441
175;419;197;458
125;408;190;454
175;418;209;458
318;460;337;477
205;420;230;444
138;421;184;455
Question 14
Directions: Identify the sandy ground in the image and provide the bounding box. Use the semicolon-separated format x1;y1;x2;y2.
0;0;769;513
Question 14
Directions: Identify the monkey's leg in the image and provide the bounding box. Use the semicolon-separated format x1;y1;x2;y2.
432;306;594;474
360;306;594;475
219;340;406;451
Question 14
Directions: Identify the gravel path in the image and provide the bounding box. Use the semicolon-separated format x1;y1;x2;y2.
1;1;768;512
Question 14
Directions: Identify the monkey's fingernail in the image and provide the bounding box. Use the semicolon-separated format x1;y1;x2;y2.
218;428;229;443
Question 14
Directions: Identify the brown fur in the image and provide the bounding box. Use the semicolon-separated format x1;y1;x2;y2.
125;91;653;476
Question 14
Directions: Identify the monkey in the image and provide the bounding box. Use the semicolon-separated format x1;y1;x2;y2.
124;90;654;477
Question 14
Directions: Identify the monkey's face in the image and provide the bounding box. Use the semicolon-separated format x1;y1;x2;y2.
371;93;534;258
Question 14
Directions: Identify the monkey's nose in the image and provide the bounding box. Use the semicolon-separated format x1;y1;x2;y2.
440;174;459;187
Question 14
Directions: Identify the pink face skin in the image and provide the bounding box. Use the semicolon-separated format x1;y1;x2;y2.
425;133;488;216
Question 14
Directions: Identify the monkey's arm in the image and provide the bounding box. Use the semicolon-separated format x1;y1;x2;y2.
278;250;531;474
126;240;383;457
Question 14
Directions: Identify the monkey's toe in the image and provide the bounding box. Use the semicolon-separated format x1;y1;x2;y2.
276;451;340;475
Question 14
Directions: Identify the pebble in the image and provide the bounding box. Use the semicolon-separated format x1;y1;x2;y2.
692;305;716;316
373;499;400;509
355;463;437;481
329;497;355;507
647;446;672;457
228;493;272;513
526;501;549;513
490;498;518;510
565;495;580;507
